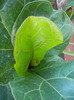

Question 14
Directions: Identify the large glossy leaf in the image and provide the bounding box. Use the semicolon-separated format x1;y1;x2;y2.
0;22;15;85
14;16;63;76
11;1;73;57
0;85;14;100
9;55;74;100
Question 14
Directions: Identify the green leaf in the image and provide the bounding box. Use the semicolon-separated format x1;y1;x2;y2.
63;0;74;11
63;51;74;56
11;1;73;57
9;55;74;100
0;85;14;100
14;16;63;76
0;0;24;34
0;22;15;85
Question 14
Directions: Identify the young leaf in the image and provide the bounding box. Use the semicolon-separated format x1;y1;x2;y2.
14;16;63;76
9;56;74;100
11;1;73;57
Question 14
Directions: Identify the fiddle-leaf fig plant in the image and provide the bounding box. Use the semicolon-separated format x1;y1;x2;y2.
0;0;74;100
